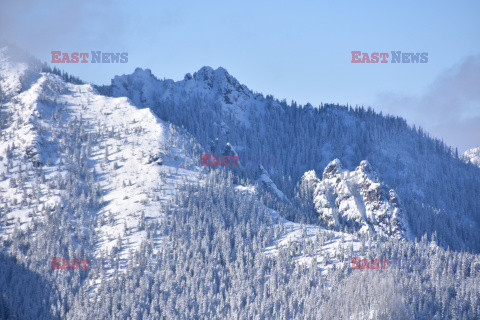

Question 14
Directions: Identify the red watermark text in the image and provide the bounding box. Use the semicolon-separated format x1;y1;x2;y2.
201;154;239;166
351;257;389;269
51;257;89;269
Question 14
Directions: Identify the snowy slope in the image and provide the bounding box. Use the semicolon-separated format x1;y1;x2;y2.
235;184;370;278
1;45;476;277
0;50;202;269
54;82;201;259
265;210;366;277
2;48;328;277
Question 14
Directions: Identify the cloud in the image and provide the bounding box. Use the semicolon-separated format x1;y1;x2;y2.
375;54;480;152
0;0;126;52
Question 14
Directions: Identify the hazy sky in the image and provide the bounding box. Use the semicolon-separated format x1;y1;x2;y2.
1;0;479;152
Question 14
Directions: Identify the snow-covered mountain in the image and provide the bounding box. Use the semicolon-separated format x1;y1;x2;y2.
1;45;480;320
0;46;201;269
102;65;480;252
464;147;480;167
0;43;369;292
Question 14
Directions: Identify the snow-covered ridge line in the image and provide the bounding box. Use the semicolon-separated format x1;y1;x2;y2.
99;66;280;128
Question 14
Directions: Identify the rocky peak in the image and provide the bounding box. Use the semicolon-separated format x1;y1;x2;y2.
304;160;409;238
191;66;247;98
322;158;344;179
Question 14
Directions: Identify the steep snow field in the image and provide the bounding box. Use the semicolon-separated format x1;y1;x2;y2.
0;64;201;267
55;81;201;260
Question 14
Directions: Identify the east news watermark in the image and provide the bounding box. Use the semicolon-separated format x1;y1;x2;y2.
51;257;130;270
351;51;428;63
200;154;278;167
201;154;239;167
51;51;128;63
50;256;390;271
351;257;389;269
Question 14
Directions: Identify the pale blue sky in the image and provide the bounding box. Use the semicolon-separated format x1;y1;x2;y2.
1;0;479;151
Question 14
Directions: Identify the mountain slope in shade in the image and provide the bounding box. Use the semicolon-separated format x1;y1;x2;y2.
300;159;409;238
256;165;291;204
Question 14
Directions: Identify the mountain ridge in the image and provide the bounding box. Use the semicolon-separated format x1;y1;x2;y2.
2;47;480;254
1;45;480;320
96;64;480;252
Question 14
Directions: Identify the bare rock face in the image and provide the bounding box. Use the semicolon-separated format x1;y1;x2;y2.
301;159;409;238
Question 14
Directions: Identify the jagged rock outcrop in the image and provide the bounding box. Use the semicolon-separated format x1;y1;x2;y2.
300;159;409;238
464;147;480;167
